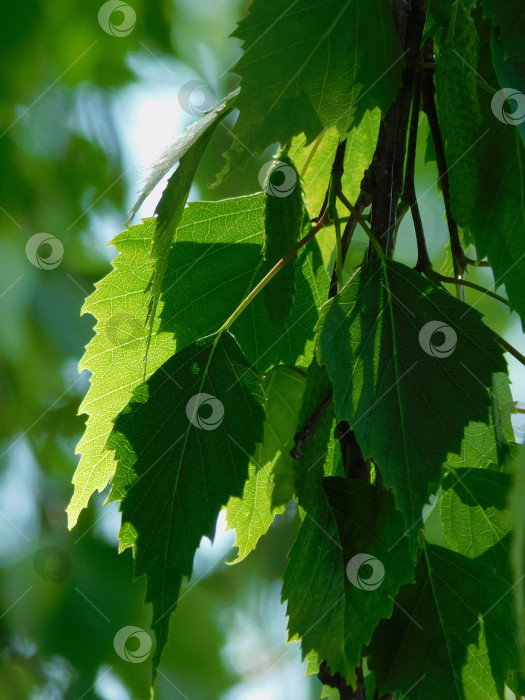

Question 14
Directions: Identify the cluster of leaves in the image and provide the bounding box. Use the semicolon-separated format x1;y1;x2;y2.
69;0;525;698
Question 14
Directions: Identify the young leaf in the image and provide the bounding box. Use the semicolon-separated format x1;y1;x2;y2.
160;194;329;372
107;331;265;674
290;110;380;218
282;479;414;686
145;94;236;354
128;89;239;222
221;0;403;175
226;365;306;563
368;544;522;700
68;220;175;528
317;258;507;547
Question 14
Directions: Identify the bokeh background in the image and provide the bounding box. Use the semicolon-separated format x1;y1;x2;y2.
1;1;523;699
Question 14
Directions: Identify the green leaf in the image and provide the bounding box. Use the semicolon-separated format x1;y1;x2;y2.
470;111;525;327
226;365;306;563
482;0;525;63
446;372;514;471
491;29;525;148
222;0;403;175
441;468;512;572
290;111;380;219
282;478;414;685
160;194;329;371
509;444;525;651
317;258;507;547
145;93;236;355
128;89;239;221
291;353;336;512
107;331;265;673
434;4;482;227
368;543;521;700
68;219;175;528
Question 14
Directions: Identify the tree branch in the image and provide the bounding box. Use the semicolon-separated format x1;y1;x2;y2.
369;0;428;258
420;38;467;282
402;71;430;271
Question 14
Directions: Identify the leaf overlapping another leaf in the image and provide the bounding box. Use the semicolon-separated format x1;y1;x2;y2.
226;365;306;563
160;194;329;372
317;258;508;548
107;331;265;673
221;0;403;176
368;543;522;700
282;478;414;686
68;220;175;528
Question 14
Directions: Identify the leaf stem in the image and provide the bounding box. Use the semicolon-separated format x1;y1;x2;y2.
218;214;328;333
420;40;468;287
498;336;525;368
425;268;510;306
329;140;348;293
336;190;384;261
402;71;431;271
299;130;326;178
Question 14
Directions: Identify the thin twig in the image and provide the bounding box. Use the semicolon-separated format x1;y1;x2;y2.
402;71;430;271
420;39;467;285
290;392;333;460
426;270;510;306
498;337;525;368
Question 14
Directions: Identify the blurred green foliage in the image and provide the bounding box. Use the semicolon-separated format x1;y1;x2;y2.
0;2;519;699
0;1;317;698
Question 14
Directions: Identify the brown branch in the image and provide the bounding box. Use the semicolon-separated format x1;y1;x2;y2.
498;337;525;368
369;0;429;258
402;71;431;271
420;38;467;281
290;392;333;460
